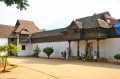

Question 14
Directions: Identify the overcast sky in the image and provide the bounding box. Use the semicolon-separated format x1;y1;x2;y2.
0;0;120;30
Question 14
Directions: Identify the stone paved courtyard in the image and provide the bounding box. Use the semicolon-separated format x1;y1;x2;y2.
0;57;120;79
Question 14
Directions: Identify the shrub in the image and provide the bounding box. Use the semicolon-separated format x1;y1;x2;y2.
33;45;41;57
114;54;120;60
43;47;54;58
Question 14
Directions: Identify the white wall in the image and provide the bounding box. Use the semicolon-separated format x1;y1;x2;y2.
32;40;106;59
0;38;8;45
71;41;77;56
24;38;120;62
0;38;8;56
17;39;33;56
32;41;69;58
105;38;120;62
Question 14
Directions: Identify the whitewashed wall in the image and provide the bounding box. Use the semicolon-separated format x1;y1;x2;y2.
17;39;33;56
71;41;77;56
105;38;120;62
32;40;106;59
99;40;106;58
0;38;8;45
32;41;69;58
0;38;8;56
25;38;120;62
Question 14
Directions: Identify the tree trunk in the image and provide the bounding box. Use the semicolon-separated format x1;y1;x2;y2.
48;56;49;59
3;56;7;73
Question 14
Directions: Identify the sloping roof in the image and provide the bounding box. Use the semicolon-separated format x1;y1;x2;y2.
20;30;30;34
15;20;41;34
74;21;82;28
105;15;117;20
0;24;15;38
32;28;66;38
97;19;109;28
75;12;110;29
66;21;82;30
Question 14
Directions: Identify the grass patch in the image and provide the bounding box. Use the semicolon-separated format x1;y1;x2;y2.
0;64;18;73
6;64;18;71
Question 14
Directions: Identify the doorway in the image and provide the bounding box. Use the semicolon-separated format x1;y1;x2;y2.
86;42;93;54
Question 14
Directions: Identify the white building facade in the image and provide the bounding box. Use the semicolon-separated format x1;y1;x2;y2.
0;12;120;62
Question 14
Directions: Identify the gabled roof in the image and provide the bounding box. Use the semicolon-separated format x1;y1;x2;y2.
105;15;117;20
97;19;109;28
32;28;66;38
20;28;30;34
74;21;82;28
75;11;110;29
66;21;82;30
15;19;41;34
0;24;16;38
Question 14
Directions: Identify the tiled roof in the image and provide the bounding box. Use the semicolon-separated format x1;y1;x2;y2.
105;15;117;20
74;21;82;28
97;19;109;28
31;28;66;38
75;11;110;29
15;20;41;34
0;24;15;38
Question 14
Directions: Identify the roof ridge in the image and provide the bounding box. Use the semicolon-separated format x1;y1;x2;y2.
76;11;109;21
42;28;65;32
0;24;15;27
17;19;33;22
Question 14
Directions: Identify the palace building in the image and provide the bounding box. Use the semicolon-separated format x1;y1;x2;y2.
0;11;120;62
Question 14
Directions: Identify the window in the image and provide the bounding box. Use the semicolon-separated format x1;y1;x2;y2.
22;45;25;50
11;38;14;41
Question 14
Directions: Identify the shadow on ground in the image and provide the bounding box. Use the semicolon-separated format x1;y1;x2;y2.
9;57;120;69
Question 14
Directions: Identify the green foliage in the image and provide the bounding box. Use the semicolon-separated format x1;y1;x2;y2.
0;0;29;10
33;45;41;57
43;47;54;58
0;45;7;52
0;43;20;73
114;54;120;60
0;43;20;56
7;43;20;54
42;29;46;31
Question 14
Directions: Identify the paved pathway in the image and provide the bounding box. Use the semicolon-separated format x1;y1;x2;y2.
0;57;120;79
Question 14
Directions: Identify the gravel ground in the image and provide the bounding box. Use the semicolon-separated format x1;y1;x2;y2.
0;57;120;79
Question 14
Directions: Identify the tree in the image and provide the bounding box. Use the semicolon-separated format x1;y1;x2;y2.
43;47;54;58
42;29;46;31
0;43;20;72
114;54;120;60
32;45;41;57
0;0;29;10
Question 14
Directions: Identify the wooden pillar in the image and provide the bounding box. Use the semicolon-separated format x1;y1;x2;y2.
77;41;80;57
97;39;100;58
85;40;88;54
68;40;71;56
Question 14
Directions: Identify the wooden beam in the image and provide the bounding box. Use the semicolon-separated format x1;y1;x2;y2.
68;40;71;56
77;41;80;57
97;39;100;58
85;40;88;54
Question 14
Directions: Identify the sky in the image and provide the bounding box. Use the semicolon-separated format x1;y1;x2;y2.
0;0;120;30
